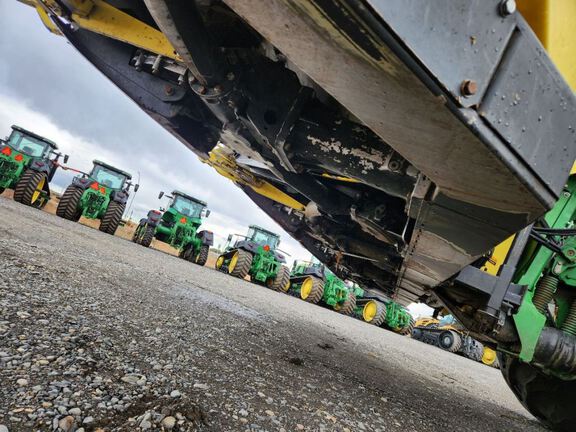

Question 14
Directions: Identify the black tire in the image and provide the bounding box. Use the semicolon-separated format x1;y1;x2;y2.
99;201;125;235
229;249;252;279
363;300;387;326
269;265;291;293
56;185;83;221
298;276;324;304
338;292;357;316
139;224;155;247
0;187;5;194
13;170;48;208
499;353;576;432
132;224;143;243
438;330;462;352
397;316;416;336
195;244;209;266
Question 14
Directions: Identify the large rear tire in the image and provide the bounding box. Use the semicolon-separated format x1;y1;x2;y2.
56;185;83;221
396;316;416;336
499;353;576;432
195;244;209;266
99;201;125;235
299;276;324;303
228;249;252;279
13;170;48;208
269;265;291;293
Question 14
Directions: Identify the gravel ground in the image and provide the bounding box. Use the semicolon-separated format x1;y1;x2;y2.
0;197;547;432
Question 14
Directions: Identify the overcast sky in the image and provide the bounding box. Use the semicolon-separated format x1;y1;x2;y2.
0;1;432;317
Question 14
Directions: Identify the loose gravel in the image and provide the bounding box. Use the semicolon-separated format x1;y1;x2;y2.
0;198;547;431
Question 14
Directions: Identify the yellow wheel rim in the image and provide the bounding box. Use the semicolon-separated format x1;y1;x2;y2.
216;255;224;269
228;251;239;273
31;175;46;204
300;277;314;299
362;300;378;322
283;279;291;293
333;303;341;311
482;347;497;366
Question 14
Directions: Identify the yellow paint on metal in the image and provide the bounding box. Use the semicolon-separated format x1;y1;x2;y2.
321;173;360;183
34;5;62;35
482;347;497;366
228;251;239;273
481;235;516;276
300;277;314;300
362;300;378;322
283;279;291;292
31;175;46;204
518;0;576;90
215;255;225;270
204;147;306;212
571;161;576;175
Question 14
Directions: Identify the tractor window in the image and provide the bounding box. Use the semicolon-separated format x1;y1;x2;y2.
91;165;127;189
248;227;279;249
171;196;204;218
8;131;49;157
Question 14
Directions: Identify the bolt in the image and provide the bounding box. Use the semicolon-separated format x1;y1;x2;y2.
189;75;197;84
214;85;223;94
499;0;516;17
197;86;207;95
461;79;478;97
568;249;575;257
227;72;235;81
164;85;175;96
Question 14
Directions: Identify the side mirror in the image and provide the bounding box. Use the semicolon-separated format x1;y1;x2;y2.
227;234;233;242
63;154;69;164
134;184;140;192
160;207;165;212
205;209;211;217
158;191;164;199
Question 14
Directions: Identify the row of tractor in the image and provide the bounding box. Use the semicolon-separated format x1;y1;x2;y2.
214;226;415;335
0;124;411;338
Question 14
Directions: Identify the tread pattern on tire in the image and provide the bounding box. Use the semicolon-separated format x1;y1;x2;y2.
56;185;83;221
13;170;46;207
271;265;291;292
369;301;388;327
195;244;209;266
396;316;416;336
99;201;125;235
499;353;576;432
230;249;252;279
140;224;155;247
339;292;357;316
302;276;324;304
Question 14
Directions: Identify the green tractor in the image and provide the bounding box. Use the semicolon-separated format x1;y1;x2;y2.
56;160;137;235
289;260;359;315
216;225;291;291
0;125;68;208
132;190;213;265
357;296;415;335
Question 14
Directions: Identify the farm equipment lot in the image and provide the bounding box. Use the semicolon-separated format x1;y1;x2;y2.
0;197;545;432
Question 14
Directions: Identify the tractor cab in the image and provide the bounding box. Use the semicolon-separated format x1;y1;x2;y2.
245;225;280;251
3;125;58;160
159;190;209;229
88;160;132;191
291;259;325;279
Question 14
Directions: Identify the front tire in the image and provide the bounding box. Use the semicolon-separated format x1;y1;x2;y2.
438;330;462;352
139;224;155;247
269;265;291;293
13;170;48;208
299;276;324;303
56;185;83;221
499;353;576;432
228;249;253;279
336;292;357;316
362;300;387;326
99;201;125;235
195;244;209;266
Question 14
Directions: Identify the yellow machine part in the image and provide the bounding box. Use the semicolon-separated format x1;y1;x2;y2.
362;300;379;322
204;148;306;212
23;0;180;60
414;317;439;328
482;347;497;366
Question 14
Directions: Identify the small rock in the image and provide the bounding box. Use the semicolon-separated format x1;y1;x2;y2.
170;390;181;398
83;416;94;425
296;424;305;430
69;407;82;416
265;410;275;417
161;416;176;430
238;409;248;417
120;375;140;385
140;420;152;430
58;416;75;432
193;383;208;390
16;378;28;387
0;425;8;432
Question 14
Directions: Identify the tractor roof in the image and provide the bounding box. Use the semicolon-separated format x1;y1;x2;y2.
249;225;279;238
172;190;207;206
93;160;132;180
11;125;58;150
